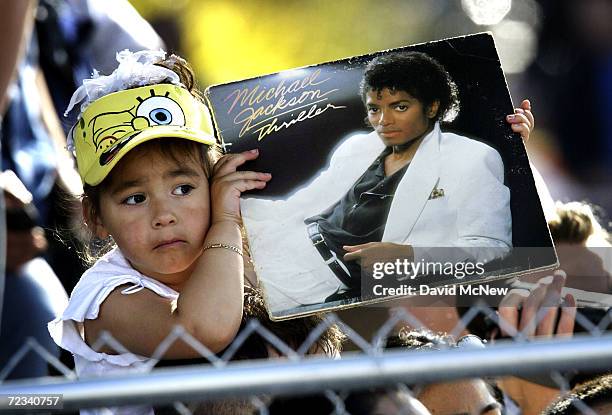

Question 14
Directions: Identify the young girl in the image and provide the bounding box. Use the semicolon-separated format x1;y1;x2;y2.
48;50;270;413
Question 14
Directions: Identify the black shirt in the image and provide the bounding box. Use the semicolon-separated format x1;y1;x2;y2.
305;147;409;277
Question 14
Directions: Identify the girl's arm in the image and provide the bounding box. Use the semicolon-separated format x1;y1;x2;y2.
85;150;271;358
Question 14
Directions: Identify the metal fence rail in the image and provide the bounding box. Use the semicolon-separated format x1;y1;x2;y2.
1;334;611;411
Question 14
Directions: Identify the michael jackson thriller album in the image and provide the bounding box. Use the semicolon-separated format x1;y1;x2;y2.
205;33;557;320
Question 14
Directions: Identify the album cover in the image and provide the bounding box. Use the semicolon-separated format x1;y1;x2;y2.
205;33;557;320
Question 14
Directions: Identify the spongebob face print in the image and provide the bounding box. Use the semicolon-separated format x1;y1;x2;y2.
88;87;188;166
71;84;215;186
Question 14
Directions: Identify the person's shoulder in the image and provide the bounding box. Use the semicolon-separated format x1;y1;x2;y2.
77;248;133;285
441;131;496;152
439;131;505;177
76;248;176;299
440;131;502;162
64;248;143;317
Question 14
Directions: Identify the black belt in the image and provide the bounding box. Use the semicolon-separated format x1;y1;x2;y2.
306;222;354;288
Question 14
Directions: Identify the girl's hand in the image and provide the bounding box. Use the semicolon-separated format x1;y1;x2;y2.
506;99;534;143
210;149;271;225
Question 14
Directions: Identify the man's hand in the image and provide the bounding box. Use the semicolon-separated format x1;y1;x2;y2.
497;271;576;338
343;242;414;268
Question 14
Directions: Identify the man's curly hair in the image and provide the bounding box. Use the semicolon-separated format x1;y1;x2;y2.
360;51;460;123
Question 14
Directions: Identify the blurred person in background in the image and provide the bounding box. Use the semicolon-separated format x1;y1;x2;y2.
266;387;431;415
0;171;68;379
480;272;576;415
0;0;70;381
546;201;612;294
455;197;611;414
342;387;431;415
494;210;610;414
387;329;507;415
385;209;582;414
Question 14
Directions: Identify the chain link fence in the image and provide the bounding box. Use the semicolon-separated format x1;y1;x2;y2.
1;303;611;414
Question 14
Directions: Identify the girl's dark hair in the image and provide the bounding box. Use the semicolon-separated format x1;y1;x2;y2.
226;286;346;359
154;54;204;103
79;54;221;264
359;51;460;122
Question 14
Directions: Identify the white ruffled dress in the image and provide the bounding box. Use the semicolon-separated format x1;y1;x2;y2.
48;248;178;415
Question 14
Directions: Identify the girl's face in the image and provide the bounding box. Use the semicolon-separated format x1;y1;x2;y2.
365;88;438;147
94;144;211;290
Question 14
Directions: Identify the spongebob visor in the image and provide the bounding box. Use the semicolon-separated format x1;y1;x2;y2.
71;84;216;186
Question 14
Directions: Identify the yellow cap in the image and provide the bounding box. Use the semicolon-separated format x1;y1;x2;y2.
70;84;216;186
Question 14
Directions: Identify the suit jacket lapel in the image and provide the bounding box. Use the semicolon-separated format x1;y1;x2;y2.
382;123;442;243
299;132;382;217
336;131;384;188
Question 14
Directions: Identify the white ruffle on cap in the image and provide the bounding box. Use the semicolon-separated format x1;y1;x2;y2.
64;49;181;118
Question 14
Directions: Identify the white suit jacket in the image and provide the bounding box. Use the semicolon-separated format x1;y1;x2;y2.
242;123;512;305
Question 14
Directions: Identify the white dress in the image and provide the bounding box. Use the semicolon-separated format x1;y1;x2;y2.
48;248;178;415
